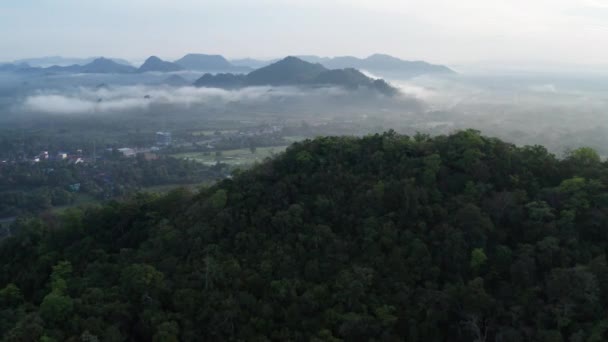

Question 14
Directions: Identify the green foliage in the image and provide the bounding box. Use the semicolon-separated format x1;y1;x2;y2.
50;261;72;293
566;147;601;166
0;283;23;306
3;131;608;341
120;263;165;299
153;321;180;342
470;248;487;271
39;292;73;324
209;189;228;210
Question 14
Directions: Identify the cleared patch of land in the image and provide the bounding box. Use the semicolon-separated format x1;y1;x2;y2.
283;136;308;143
172;146;288;166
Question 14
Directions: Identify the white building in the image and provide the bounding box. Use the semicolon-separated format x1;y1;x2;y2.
117;148;137;157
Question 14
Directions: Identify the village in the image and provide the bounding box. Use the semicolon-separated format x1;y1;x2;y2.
0;124;298;222
1;123;288;166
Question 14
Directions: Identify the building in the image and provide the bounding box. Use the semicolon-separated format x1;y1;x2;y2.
69;157;85;164
117;148;136;157
156;131;172;146
68;183;81;192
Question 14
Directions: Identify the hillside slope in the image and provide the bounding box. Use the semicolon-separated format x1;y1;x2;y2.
138;56;183;73
195;56;399;95
2;131;608;341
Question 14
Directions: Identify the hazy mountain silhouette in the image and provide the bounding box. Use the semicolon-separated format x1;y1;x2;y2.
230;58;278;69
0;63;31;72
159;74;191;87
194;73;247;89
79;58;137;73
246;56;328;85
228;54;453;78
138;56;183;73
13;56;132;67
2;54;453;79
174;54;250;72
195;56;399;95
298;54;454;78
1;58;136;74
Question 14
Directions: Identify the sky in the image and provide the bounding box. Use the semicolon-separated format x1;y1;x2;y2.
2;0;608;66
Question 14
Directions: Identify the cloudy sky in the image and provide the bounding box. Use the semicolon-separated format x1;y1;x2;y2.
2;0;608;66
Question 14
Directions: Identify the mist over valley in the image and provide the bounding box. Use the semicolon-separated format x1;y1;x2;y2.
2;54;608;157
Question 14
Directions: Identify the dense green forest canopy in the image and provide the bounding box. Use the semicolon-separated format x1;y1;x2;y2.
3;130;608;341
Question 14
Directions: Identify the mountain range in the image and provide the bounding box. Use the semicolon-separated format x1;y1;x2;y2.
230;58;274;69
1;53;454;78
174;54;251;72
232;54;455;78
194;56;399;95
12;56;132;67
298;54;455;77
138;56;184;73
0;58;137;74
0;55;400;95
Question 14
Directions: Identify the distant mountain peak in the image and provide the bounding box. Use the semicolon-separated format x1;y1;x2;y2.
283;56;308;62
138;56;183;73
80;57;136;74
174;53;238;71
195;56;398;95
145;56;162;62
367;53;400;61
279;56;325;68
88;57;117;66
245;56;328;85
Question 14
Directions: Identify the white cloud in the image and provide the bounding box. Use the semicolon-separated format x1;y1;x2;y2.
20;85;350;114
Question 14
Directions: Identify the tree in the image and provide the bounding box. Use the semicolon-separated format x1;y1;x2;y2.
566;147;601;166
0;284;23;306
470;248;487;272
120;264;165;301
39;292;73;324
153;321;179;342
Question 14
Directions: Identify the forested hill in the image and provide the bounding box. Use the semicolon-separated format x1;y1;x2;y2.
4;130;608;341
194;57;399;95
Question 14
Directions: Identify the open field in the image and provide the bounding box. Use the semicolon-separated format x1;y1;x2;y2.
51;193;98;214
171;146;288;166
283;136;308;143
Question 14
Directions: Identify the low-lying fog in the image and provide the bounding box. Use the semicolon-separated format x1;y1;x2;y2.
3;69;608;156
389;71;608;156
